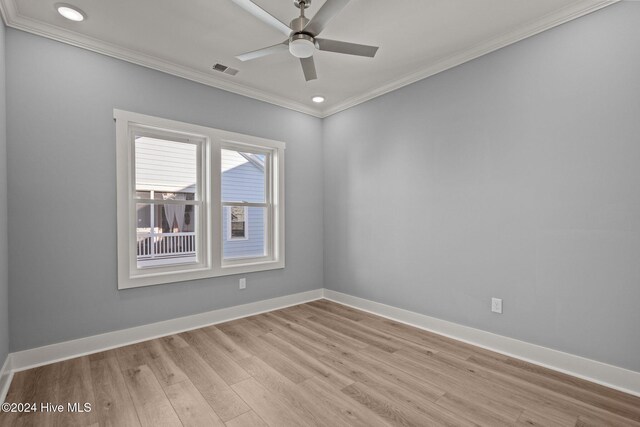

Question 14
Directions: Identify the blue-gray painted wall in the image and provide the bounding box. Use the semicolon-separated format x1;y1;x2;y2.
323;1;640;372
5;28;324;352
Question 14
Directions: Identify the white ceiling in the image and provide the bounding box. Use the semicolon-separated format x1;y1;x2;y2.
0;0;617;117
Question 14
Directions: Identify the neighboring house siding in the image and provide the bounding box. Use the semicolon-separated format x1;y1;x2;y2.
135;137;197;194
222;160;265;259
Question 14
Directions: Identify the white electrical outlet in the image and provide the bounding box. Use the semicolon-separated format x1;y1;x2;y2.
239;278;246;290
491;298;503;314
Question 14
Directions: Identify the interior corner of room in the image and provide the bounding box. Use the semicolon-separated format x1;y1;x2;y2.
0;0;639;424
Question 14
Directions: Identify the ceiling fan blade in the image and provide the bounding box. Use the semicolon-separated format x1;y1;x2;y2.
304;0;350;36
236;41;289;61
230;0;291;36
300;56;317;81
316;38;379;57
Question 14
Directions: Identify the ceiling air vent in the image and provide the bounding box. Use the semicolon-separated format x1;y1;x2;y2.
212;63;238;76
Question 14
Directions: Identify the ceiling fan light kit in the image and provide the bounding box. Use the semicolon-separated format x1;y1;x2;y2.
289;34;315;58
231;0;379;82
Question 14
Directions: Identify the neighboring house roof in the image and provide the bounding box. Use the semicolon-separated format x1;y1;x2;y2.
239;152;265;171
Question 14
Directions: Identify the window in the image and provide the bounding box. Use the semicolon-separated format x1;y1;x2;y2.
115;110;285;289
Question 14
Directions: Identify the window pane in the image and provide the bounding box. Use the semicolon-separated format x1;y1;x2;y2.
221;149;266;203
136;203;197;268
223;207;266;259
135;136;198;197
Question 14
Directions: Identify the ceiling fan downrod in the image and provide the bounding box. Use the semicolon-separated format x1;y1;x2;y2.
291;0;311;34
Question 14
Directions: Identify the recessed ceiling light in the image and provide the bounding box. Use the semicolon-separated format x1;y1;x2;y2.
55;3;86;22
312;96;325;103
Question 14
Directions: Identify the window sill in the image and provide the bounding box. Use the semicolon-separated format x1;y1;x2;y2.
118;259;285;290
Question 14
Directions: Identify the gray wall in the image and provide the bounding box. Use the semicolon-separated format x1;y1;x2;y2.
323;1;640;372
6;29;324;351
0;21;8;365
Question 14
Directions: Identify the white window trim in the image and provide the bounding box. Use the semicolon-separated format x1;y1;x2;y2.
226;206;249;241
115;109;285;289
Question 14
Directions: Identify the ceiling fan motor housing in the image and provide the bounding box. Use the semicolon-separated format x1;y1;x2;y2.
290;15;310;34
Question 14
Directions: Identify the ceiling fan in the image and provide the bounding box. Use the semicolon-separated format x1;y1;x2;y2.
231;0;379;81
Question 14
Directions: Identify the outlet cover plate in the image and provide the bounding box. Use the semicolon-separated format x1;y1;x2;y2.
491;297;503;314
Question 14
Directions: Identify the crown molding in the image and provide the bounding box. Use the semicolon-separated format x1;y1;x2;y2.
319;0;619;117
0;0;619;119
0;0;323;118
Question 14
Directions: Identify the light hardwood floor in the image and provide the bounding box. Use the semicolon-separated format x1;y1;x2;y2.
1;299;639;426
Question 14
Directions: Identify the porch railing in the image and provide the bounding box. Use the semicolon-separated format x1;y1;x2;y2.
137;232;196;259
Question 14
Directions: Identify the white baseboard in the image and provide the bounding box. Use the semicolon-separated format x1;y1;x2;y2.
0;354;13;404
9;288;323;373
322;289;640;397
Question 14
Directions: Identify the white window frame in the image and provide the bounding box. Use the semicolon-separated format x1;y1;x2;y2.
226;206;249;241
115;109;285;289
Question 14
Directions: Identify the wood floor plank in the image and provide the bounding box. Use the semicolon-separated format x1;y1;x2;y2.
272;308;370;350
224;410;269;427
231;378;312;427
0;371;28;426
319;348;445;403
342;381;474;427
258;332;354;388
306;307;446;360
140;340;190;388
216;322;316;384
179;328;251;385
89;354;141;427
201;325;253;362
0;365;61;427
300;377;391;427
3;300;639;427
252;312;330;357
319;351;473;426
23;363;62;427
121;364;182;427
237;355;351;427
53;357;98;427
304;311;401;352
267;310;368;353
115;341;188;389
317;300;503;361
159;336;250;422
467;352;640;422
516;408;577;427
360;342;545;422
164;379;226;427
277;304;314;318
307;299;369;322
392;346;640;426
435;392;518;426
236;317;269;337
305;302;469;358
